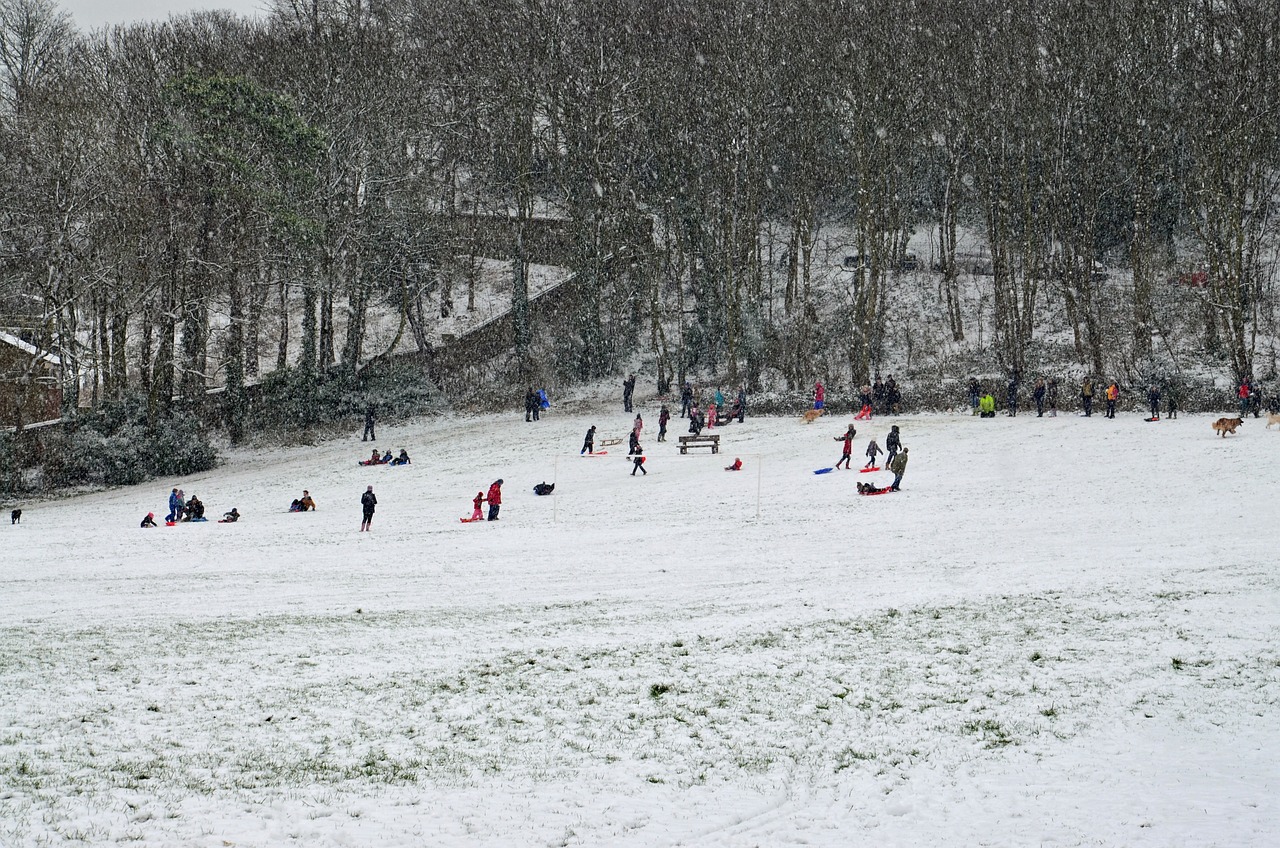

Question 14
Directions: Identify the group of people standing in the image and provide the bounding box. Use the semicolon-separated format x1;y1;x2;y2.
971;375;1186;420
814;377;904;418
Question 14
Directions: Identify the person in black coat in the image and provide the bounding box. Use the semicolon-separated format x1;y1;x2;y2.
622;374;636;413
680;382;693;418
885;425;902;468
360;486;377;531
525;387;539;422
581;425;597;455
1033;378;1046;417
362;406;376;441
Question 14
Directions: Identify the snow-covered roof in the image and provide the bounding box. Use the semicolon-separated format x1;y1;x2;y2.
0;331;61;366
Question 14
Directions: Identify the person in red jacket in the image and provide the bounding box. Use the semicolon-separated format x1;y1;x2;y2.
470;491;485;521
486;480;503;521
834;423;856;469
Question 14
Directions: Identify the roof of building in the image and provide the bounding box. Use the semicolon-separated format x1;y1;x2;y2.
0;331;61;366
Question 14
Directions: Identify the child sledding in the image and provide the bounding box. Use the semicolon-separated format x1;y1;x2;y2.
359;449;393;466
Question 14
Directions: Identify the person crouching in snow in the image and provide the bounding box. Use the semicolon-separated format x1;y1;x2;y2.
471;491;485;521
141;512;157;528
864;438;883;469
725;457;743;471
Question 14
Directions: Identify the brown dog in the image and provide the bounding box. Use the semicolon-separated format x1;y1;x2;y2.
802;408;825;424
1212;416;1244;437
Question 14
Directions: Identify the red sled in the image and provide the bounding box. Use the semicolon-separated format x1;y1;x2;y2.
860;466;880;473
165;521;176;527
460;517;484;523
861;488;896;496
854;405;873;420
580;450;609;457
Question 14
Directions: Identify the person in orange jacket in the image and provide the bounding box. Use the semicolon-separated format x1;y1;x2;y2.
1105;382;1120;418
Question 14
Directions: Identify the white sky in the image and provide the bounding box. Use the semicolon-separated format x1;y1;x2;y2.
61;0;266;30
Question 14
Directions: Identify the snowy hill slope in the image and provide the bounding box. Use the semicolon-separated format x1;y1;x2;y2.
2;407;1277;846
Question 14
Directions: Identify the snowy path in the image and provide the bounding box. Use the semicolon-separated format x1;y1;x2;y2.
2;409;1277;846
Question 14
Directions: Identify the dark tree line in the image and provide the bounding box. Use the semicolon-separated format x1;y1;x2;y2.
1;0;1278;439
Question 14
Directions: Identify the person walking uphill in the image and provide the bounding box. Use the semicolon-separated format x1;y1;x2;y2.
889;447;909;491
486;479;503;521
360;486;377;531
835;423;856;470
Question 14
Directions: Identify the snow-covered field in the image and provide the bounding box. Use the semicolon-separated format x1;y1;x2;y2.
3;406;1277;847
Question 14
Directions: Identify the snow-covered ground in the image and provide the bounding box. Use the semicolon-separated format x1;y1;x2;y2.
2;406;1277;847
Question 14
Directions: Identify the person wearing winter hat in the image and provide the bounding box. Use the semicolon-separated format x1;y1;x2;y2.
486;480;503;521
140;512;157;528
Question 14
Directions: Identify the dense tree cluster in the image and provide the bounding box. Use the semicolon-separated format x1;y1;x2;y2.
1;0;1278;438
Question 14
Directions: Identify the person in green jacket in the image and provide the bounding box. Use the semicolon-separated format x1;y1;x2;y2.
979;394;996;418
889;447;909;491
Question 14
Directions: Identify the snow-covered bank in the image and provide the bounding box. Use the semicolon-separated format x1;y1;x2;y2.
2;408;1277;846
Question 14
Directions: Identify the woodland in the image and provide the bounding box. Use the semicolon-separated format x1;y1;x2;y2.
1;0;1278;450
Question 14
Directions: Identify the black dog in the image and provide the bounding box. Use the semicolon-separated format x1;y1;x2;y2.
10;509;20;524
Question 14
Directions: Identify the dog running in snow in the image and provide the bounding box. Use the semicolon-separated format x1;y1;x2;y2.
1212;416;1244;437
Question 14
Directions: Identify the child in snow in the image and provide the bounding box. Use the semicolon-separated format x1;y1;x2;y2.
361;449;381;466
658;405;670;442
380;450;393;464
141;512;157;528
628;430;641;455
631;454;647;476
725;457;743;471
814;380;825;410
184;495;205;521
835;424;856;469
471;491;485;521
222;508;240;523
864;439;883;469
390;449;411;465
581;425;597;455
706;403;717;429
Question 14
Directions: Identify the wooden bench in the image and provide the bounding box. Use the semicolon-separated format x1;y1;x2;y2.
678;434;720;454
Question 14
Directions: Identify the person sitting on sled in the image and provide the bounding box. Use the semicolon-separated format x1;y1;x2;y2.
222;508;240;523
290;490;316;512
140;512;157;528
857;481;888;495
361;449;381;466
380;450;393;464
725;457;743;471
390;449;411;466
864;439;883;469
184;495;205;521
